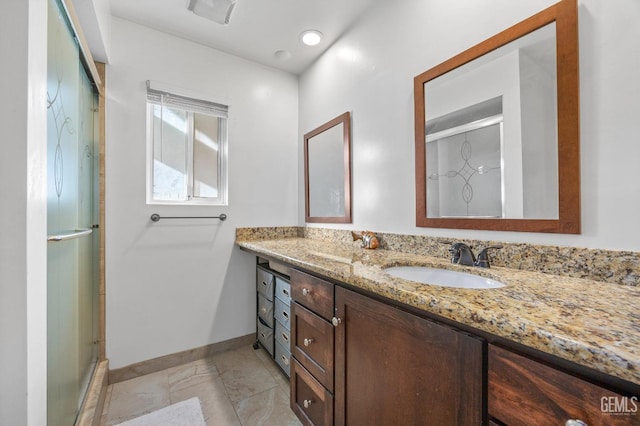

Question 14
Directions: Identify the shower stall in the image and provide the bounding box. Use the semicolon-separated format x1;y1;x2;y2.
47;0;101;424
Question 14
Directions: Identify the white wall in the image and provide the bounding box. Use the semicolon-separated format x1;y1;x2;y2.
106;18;299;368
299;0;640;252
0;0;48;424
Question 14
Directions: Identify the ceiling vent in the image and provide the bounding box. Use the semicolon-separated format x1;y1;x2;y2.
187;0;236;25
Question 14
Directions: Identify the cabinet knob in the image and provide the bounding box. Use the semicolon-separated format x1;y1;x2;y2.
303;399;313;408
303;338;314;347
566;420;587;426
302;288;311;296
332;317;342;327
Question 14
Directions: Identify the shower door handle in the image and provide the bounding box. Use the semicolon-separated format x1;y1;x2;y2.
47;228;93;242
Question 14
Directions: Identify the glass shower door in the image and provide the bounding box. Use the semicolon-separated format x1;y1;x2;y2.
47;0;99;424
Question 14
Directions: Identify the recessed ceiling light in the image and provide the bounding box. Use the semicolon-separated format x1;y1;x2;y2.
300;30;323;46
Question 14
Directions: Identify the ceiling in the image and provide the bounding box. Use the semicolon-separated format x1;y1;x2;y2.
109;0;375;75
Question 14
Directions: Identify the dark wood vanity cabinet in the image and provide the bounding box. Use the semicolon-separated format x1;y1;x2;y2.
334;286;484;425
290;269;483;425
235;254;640;426
489;345;637;426
287;266;639;426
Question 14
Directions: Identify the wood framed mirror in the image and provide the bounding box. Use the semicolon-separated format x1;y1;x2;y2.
304;112;352;223
414;0;580;233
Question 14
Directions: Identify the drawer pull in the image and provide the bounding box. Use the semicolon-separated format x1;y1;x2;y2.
302;288;311;296
303;338;314;347
283;288;289;296
282;310;289;319
303;399;313;409
261;280;269;287
565;421;587;426
282;332;289;342
282;355;289;366
332;317;342;327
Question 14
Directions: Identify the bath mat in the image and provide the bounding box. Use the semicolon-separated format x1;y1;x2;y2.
116;397;205;426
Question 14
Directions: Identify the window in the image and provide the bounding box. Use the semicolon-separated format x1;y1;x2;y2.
146;82;228;205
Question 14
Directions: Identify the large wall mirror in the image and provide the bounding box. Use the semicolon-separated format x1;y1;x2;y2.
414;0;580;233
304;112;352;223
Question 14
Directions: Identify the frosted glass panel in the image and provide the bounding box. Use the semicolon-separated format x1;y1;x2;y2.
427;123;502;218
47;0;99;424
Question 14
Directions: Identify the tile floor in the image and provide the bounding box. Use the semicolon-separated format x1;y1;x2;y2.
100;345;302;426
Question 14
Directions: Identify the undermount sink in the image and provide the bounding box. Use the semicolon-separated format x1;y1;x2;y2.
383;266;506;289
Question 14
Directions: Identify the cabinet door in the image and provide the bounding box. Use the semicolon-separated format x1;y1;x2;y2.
334;286;483;426
489;344;638;426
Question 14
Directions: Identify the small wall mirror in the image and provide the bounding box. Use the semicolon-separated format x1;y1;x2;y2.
414;0;580;233
304;112;352;223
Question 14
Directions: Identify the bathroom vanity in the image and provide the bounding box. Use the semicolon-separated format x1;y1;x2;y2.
238;233;640;425
290;269;483;425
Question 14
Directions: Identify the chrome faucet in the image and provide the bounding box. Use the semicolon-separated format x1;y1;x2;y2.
448;243;502;268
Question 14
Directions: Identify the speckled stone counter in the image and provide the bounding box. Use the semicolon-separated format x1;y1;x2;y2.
236;235;640;386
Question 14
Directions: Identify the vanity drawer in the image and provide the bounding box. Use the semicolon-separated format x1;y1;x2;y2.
275;340;291;377
275;277;292;305
257;318;274;356
275;319;291;350
291;269;334;321
257;293;274;327
489;345;635;426
274;297;291;328
291;358;333;426
292;302;334;391
257;268;275;301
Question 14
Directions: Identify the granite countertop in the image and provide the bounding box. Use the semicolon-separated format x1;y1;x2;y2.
237;237;640;386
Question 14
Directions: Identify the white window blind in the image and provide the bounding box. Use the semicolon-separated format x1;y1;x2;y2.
146;85;228;118
146;81;228;205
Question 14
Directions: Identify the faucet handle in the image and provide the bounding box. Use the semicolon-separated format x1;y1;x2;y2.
449;242;476;266
449;249;459;264
447;242;463;263
474;245;503;268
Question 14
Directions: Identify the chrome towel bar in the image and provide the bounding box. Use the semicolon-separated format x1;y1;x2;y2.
150;213;227;222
